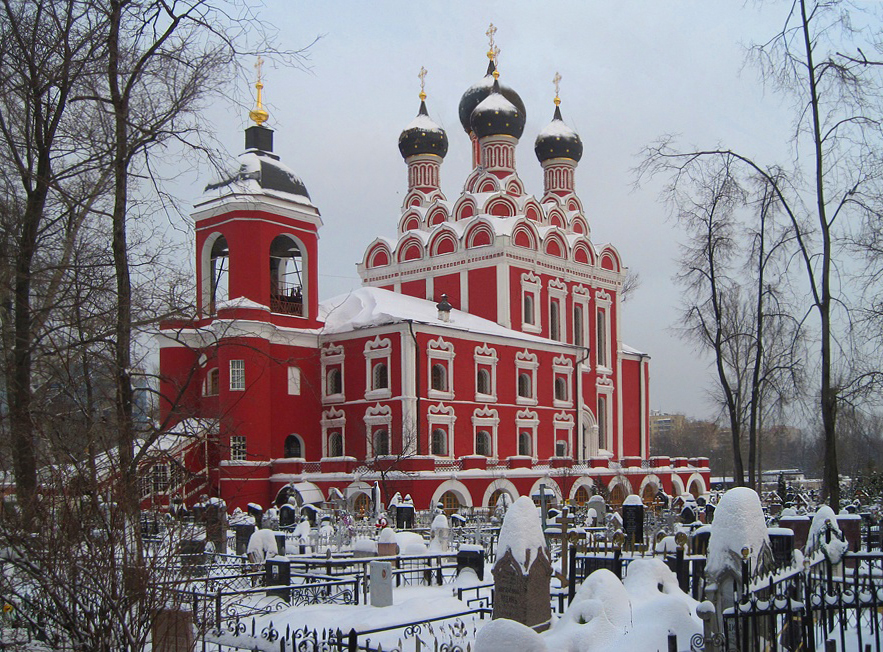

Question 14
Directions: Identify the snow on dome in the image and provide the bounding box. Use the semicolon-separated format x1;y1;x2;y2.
496;496;547;574
199;151;314;207
537;118;577;139
403;113;444;133
706;487;771;579
475;91;518;113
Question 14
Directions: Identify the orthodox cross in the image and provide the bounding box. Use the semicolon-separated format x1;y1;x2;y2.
255;55;264;83
486;23;497;56
553;72;562;106
249;56;268;126
418;66;427;101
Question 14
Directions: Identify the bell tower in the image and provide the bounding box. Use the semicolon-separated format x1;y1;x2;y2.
192;57;323;329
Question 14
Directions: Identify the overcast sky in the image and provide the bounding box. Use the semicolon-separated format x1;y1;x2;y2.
183;1;801;420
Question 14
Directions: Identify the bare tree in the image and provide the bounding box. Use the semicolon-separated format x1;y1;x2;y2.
639;0;883;508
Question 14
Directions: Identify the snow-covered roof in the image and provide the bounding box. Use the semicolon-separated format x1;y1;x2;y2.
319;287;560;346
199;152;313;208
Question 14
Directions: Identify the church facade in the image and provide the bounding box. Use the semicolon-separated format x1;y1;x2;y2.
154;51;710;514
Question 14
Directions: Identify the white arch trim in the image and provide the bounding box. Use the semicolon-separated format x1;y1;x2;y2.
639;474;662;496
480;479;519;507
528;477;562;503
569;477;595;502
431;479;474;510
607;475;633;495
670;474;686;497
686;473;707;496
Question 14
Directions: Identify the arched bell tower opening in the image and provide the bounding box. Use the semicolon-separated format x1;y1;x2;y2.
269;235;307;316
201;234;229;316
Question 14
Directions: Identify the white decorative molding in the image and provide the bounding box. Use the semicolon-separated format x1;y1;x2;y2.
364;336;392;354
428;336;454;354
552;355;573;371
515;350;539;367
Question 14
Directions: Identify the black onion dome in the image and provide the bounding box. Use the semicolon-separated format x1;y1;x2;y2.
458;60;527;134
470;79;526;140
398;100;449;159
534;105;583;163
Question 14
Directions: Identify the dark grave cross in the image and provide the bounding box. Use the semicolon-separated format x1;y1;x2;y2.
550;506;574;587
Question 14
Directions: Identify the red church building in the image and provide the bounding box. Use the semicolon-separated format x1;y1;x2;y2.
155;51;710;515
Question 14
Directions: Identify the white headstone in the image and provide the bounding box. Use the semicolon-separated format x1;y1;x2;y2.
369;560;393;607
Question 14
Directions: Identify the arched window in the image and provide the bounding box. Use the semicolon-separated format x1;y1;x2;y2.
554;377;568;401
517;372;532;399
372;363;388;390
523;293;535;325
327;368;342;395
475;430;492;457
431;363;447;391
598;396;608;450
431;428;448;456
354;493;370;516
284;434;303;458
550;301;560;341
476;368;491;395
204;368;219;396
574;486;590;506
269;235;305;316
488;489;509;508
440;491;460;515
209;236;229;314
373;429;389;456
518;432;532;456
328;432;343;457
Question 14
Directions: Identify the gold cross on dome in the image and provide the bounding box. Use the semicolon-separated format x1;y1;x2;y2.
418;66;427;101
255;56;264;83
553;71;562;106
249;55;269;125
486;23;497;57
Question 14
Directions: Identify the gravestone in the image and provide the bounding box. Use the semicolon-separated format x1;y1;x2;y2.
395;502;415;529
232;523;255;556
457;544;485;580
247;503;263;529
704;503;716;524
369;560;394;607
279;504;297;529
767;528;794;567
377;527;398;557
680;505;696;524
203;499;227;553
621;497;644;546
586;495;606;523
152;608;195;652
265;557;291;601
492;496;552;631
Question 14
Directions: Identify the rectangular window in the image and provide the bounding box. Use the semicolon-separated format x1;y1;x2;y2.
231;435;247;461
574;305;584;347
152;464;169;494
598;396;608;450
596;310;608;367
230;359;245;391
288;366;301;395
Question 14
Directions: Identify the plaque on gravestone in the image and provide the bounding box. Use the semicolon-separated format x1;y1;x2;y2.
622;504;644;545
369;560;393;607
767;529;794;568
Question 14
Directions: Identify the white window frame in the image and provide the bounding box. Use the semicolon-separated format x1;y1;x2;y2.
230;435;247;462
515;408;539;460
229;359;245;391
321;408;347;458
552;355;574;408
364;336;393;400
548;279;568;342
427;337;455;400
364;403;393;457
472;406;499;458
473;344;498;402
520;272;542;334
428;403;456;459
595;290;612;372
553;412;575;459
515;350;539;406
573;285;591;349
152;463;169;494
321;344;345;403
287;366;301;395
597;390;612;452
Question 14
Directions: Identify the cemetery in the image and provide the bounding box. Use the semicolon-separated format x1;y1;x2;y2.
5;481;883;651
